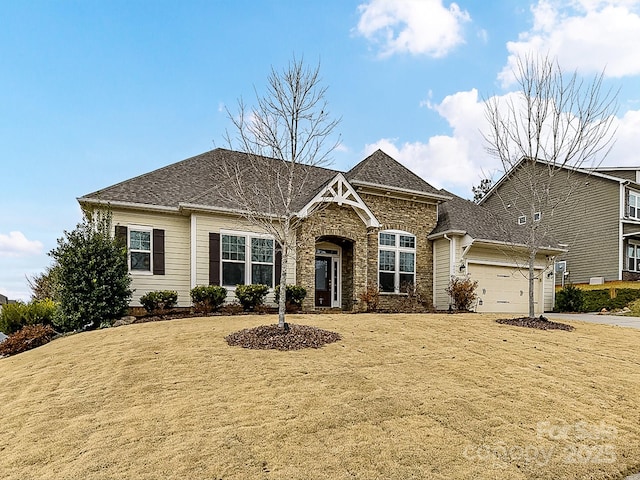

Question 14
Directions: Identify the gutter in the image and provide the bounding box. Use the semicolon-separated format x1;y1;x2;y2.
77;197;180;213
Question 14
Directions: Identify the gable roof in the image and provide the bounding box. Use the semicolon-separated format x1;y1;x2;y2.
346;149;448;199
79;148;447;214
479;157;636;206
430;191;564;252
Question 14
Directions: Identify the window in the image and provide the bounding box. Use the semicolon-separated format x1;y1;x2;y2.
378;231;415;293
533;212;541;222
629;191;640;219
628;243;640;271
221;233;274;287
129;228;152;272
518;215;526;225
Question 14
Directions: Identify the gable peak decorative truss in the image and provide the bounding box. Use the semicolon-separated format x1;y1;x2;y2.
298;173;381;227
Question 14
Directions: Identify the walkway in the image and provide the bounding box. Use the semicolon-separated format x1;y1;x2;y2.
546;312;640;329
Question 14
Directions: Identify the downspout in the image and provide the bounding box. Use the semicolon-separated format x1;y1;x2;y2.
190;213;197;291
444;234;453;311
620;182;629;280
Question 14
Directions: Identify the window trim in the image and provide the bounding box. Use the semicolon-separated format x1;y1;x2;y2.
628;240;640;272
378;230;416;294
128;225;153;275
220;230;275;289
629;191;640;220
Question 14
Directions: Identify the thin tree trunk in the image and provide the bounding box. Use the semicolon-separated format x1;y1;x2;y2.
529;250;536;319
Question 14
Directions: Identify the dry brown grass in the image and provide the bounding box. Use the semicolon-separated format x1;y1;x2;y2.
1;313;640;480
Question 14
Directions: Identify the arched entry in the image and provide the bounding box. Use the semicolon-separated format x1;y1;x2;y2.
314;237;354;309
315;241;341;308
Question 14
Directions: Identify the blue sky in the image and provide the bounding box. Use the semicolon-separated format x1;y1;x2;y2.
2;0;640;300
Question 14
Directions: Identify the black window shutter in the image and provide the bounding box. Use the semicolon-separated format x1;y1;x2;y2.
115;225;128;248
153;229;165;275
209;232;221;286
274;243;282;286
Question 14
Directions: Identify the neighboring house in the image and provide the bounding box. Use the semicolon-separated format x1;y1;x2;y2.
429;194;564;314
0;294;8;305
481;158;640;285
79;148;561;314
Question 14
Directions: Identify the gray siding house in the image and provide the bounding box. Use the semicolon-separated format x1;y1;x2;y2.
481;158;640;285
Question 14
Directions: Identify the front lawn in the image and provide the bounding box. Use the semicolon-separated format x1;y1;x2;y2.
1;313;639;479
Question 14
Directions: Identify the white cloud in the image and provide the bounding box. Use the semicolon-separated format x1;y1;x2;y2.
363;87;640;198
0;231;44;258
500;0;640;86
355;0;471;58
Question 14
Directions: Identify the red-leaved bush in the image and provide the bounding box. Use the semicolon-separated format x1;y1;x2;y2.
0;324;57;357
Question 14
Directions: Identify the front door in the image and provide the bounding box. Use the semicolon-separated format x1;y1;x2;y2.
315;256;331;307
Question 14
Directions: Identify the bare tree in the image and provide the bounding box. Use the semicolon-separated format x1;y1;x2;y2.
483;54;618;318
224;56;340;328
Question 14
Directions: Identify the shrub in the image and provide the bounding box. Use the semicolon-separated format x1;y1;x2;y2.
0;324;57;357
446;275;478;311
0;299;60;335
555;285;585;312
27;266;61;301
396;284;432;313
274;285;307;312
579;287;640;312
139;290;178;314
235;284;269;311
359;283;380;312
50;209;132;331
190;285;227;314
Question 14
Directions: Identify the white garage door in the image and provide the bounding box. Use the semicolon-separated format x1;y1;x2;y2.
470;264;541;314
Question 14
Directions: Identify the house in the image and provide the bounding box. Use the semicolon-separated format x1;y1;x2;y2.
429;193;564;313
0;294;8;306
79;148;561;313
481;158;640;286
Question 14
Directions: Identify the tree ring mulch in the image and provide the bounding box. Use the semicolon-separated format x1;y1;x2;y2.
496;316;575;331
225;323;341;350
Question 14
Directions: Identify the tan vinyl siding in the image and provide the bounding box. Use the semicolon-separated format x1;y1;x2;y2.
543;266;555;311
193;213;295;305
433;238;451;310
111;209;191;307
599;169;637;182
484;164;621;284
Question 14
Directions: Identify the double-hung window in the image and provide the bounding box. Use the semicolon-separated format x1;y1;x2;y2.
221;233;274;287
629;191;640;220
129;228;152;272
628;242;640;271
378;230;416;293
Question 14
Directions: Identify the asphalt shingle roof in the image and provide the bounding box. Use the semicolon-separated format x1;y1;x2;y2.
345;149;443;196
433;191;562;248
80;148;444;212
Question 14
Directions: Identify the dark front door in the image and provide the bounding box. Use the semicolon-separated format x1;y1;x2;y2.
315;256;331;307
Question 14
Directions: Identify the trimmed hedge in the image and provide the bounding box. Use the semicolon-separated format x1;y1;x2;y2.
190;285;227;313
556;286;640;312
139;290;178;314
235;284;269;311
274;284;307;312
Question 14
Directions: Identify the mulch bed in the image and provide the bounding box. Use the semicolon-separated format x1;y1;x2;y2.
496;316;575;331
225;323;341;350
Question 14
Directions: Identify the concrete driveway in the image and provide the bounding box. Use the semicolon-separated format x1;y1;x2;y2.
546;312;640;329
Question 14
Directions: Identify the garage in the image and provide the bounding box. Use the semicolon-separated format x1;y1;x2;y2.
469;263;542;314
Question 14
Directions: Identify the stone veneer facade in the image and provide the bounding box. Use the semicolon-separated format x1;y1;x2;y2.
296;192;439;311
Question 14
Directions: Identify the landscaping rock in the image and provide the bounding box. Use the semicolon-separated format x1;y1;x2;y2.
113;316;136;327
225;323;341;350
496;316;575;331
